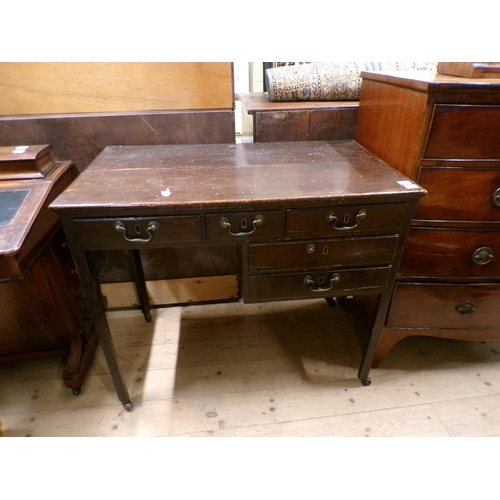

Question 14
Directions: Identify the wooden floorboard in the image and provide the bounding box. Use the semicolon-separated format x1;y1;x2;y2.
2;298;500;437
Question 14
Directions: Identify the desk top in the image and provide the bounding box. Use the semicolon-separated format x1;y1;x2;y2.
51;141;425;216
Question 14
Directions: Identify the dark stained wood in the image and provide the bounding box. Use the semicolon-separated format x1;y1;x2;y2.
0;158;97;393
356;71;500;367
0;228;98;393
246;267;392;302
51;140;425;406
206;211;283;242
248;235;398;273
0;161;76;279
238;92;358;143
96;246;239;282
52;141;420;214
255;110;311;142
73;215;203;250
239;91;359;112
0;144;57;180
0;238;72;354
253;108;358;142
0;109;236;289
309;108;358;141
0;110;235;172
286;204;407;236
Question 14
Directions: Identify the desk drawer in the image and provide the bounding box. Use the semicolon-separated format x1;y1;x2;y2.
424;105;500;160
246;267;392;302
387;282;500;329
286;203;407;237
400;227;500;279
414;167;500;223
205;211;283;241
74;216;202;249
249;235;399;273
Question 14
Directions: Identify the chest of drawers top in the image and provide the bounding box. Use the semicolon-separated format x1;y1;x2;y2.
356;72;500;179
50;141;424;218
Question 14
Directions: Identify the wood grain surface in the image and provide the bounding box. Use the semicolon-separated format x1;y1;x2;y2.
0;62;233;114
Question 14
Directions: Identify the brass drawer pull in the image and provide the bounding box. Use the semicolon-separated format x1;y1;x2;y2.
220;215;263;236
472;246;494;265
456;300;476;316
306;243;316;254
304;273;340;292
327;209;366;230
493;188;500;208
114;221;159;242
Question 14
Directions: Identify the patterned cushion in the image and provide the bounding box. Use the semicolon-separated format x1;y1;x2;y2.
265;62;437;102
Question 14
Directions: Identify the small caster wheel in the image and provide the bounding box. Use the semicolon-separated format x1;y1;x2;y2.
325;297;337;308
144;312;152;322
361;377;371;387
72;388;81;396
122;401;134;412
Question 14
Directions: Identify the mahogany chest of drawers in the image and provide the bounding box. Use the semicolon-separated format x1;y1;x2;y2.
51;141;424;409
356;71;500;365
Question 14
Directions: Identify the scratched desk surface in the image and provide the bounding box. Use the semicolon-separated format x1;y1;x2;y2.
51;141;424;214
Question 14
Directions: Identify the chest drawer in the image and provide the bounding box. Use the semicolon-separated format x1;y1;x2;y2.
424;105;500;160
246;267;392;302
73;216;202;250
205;210;283;241
249;235;399;273
286;203;407;237
400;227;500;279
387;282;500;329
414;167;500;223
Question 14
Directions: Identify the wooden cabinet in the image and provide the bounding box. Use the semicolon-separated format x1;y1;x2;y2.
355;71;500;365
238;92;358;143
0;146;98;393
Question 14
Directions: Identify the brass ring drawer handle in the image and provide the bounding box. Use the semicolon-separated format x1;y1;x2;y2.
327;209;366;230
304;273;340;292
114;221;159;242
472;246;494;265
220;215;263;236
456;300;476;316
493;188;500;208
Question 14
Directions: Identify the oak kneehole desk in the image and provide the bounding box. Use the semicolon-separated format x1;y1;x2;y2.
51;141;425;411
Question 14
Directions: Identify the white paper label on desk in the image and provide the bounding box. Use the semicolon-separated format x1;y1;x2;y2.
397;180;419;189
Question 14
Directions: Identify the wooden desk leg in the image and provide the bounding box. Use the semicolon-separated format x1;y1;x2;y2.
357;291;391;386
128;249;152;322
62;229;134;411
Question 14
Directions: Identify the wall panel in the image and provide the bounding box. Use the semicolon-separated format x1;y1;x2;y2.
0;62;234;114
